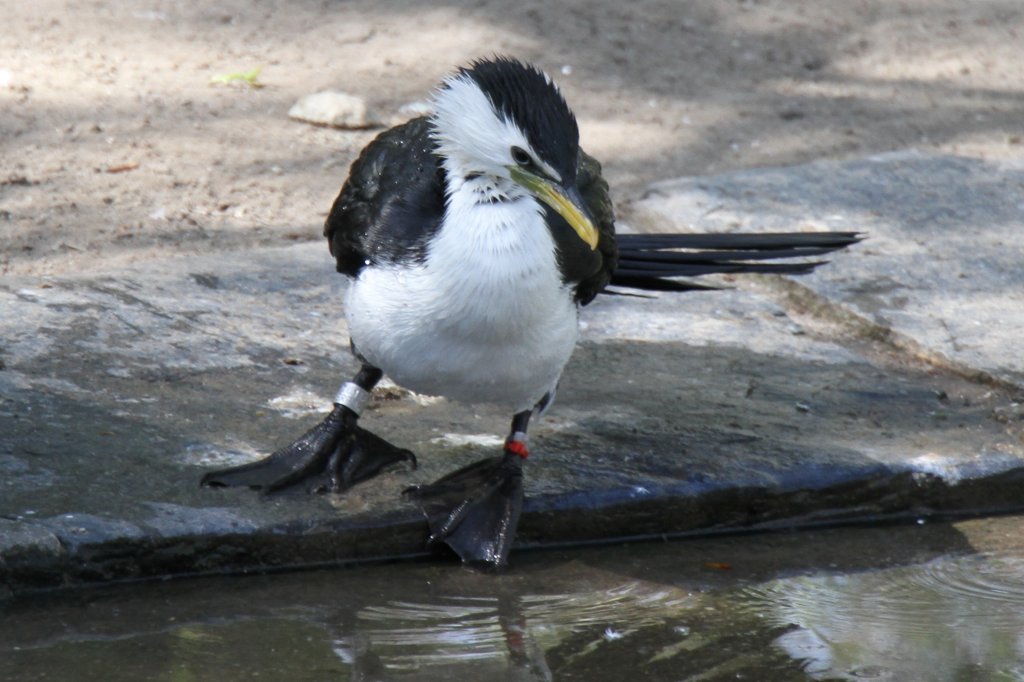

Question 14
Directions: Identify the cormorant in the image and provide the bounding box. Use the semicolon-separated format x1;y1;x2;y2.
202;57;858;569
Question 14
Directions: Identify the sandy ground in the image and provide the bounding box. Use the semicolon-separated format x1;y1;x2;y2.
1;0;1022;277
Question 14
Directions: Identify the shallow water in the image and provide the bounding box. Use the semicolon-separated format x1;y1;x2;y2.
4;517;1024;681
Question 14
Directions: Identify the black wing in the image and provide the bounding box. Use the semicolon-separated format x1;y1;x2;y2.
324;116;446;276
566;149;619;306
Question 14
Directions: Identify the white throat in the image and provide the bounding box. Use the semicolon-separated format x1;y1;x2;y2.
432;181;561;323
443;166;526;206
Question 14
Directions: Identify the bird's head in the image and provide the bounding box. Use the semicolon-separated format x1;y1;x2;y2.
430;57;599;250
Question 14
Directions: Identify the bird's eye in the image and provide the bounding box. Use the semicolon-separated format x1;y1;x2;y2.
511;146;532;167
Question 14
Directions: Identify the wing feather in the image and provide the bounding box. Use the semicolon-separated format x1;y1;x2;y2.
324;117;446;276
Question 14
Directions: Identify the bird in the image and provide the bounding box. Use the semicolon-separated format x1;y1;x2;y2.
201;57;859;570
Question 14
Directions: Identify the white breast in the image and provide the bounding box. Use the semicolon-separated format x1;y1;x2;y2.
344;194;579;412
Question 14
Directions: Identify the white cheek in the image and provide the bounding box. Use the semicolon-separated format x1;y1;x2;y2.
431;75;531;177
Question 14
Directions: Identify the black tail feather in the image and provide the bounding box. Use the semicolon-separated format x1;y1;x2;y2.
613;261;827;276
616;232;861;250
605;278;719;293
607;231;860;294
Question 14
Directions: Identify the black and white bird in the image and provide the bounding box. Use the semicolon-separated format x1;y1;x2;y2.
202;57;858;569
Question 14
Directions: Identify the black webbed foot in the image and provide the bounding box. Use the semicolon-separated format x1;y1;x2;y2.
403;451;524;570
201;405;416;494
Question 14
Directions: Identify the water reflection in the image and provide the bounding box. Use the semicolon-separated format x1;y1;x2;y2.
743;552;1024;681
5;530;1024;681
333;583;694;680
315;586;676;680
0;559;807;681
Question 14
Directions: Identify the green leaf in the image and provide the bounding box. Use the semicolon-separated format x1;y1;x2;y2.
210;67;264;88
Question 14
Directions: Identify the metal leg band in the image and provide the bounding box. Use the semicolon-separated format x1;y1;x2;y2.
335;382;371;417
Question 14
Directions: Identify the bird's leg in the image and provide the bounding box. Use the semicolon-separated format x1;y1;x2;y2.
201;364;416;494
403;407;538;570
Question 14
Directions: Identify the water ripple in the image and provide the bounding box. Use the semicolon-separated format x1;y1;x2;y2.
741;551;1024;636
349;581;695;669
738;551;1024;681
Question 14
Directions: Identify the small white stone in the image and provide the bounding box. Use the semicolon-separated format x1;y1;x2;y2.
398;100;433;117
288;91;379;129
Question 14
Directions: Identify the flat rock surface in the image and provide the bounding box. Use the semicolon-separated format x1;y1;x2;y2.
630;151;1024;386
2;153;1023;594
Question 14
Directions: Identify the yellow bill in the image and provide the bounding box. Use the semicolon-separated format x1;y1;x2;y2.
510;167;600;250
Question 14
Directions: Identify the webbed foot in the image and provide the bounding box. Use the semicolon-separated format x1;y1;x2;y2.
201;405;416;494
403;451;524;570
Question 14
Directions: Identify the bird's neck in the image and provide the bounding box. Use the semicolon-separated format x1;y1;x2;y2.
430;166;552;279
434;143;522;203
434;153;556;275
440;182;543;253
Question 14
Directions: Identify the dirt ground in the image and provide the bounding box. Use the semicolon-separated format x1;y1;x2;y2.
1;0;1022;277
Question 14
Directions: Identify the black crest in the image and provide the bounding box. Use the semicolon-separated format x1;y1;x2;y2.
460;57;580;182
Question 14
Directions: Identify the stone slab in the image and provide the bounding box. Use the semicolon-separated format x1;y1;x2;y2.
2;154;1024;594
630;151;1024;387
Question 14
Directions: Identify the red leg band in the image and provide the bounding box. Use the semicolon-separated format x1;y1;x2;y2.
504;439;529;459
